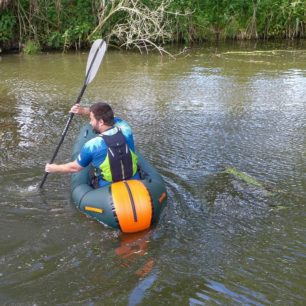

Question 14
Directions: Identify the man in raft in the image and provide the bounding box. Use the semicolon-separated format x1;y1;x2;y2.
45;102;139;187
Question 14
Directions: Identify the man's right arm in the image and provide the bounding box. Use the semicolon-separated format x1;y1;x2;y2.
70;104;90;116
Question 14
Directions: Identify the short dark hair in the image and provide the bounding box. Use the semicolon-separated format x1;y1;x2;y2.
90;102;114;126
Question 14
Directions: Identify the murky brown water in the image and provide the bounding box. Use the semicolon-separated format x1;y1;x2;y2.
0;41;305;305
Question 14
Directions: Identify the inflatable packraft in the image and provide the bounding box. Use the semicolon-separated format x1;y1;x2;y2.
71;123;167;233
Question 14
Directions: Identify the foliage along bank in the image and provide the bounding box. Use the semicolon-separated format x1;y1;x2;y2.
0;0;306;54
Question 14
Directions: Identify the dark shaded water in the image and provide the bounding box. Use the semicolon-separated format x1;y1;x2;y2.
0;41;305;305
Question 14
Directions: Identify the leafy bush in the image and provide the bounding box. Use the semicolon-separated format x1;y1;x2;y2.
0;11;16;41
23;40;40;55
0;0;306;52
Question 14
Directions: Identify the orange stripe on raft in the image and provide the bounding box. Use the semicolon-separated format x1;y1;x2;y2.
111;180;152;233
85;206;103;213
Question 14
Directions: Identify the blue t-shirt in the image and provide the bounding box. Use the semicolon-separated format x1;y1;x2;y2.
76;117;138;186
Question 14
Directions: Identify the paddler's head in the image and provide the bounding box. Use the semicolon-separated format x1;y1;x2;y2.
89;102;115;133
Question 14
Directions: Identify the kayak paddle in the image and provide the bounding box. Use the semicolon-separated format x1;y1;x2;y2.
39;39;107;189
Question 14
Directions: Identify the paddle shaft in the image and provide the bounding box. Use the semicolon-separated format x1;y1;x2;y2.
39;84;87;188
39;39;105;188
39;39;106;189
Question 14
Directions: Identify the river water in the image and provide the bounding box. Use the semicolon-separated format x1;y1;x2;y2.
0;41;305;305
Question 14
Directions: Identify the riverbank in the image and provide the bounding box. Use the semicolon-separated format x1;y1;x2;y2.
1;38;306;57
1;0;306;54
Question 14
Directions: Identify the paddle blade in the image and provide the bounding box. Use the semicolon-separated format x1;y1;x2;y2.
85;39;107;85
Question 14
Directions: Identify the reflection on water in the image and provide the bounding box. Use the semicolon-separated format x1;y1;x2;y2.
0;42;305;304
190;279;270;305
115;230;155;277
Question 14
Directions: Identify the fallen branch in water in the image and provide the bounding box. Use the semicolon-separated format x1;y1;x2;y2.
89;0;189;57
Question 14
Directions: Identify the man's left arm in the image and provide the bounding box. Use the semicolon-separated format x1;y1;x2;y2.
45;160;83;173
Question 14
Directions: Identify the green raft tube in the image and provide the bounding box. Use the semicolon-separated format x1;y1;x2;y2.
71;123;167;233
